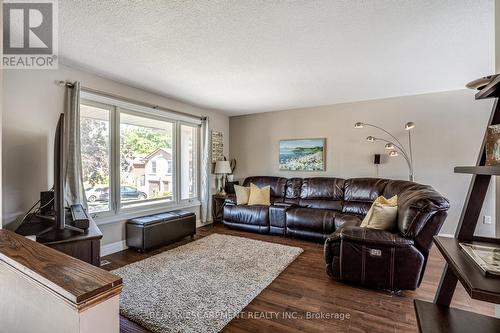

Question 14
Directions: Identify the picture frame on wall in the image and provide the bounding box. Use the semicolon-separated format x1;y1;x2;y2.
279;138;326;171
211;130;224;162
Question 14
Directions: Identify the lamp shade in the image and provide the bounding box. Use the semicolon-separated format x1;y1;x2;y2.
214;160;232;174
405;122;415;130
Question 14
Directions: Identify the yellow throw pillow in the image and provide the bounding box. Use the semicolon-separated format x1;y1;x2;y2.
247;183;271;206
234;185;250;205
360;195;398;231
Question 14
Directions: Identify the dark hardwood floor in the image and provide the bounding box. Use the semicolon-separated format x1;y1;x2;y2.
103;224;494;333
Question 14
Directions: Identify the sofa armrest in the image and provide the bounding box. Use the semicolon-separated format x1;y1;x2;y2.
397;188;450;238
223;194;237;205
324;233;340;270
337;226;414;248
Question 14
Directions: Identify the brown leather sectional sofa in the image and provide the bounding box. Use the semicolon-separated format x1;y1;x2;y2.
223;176;450;291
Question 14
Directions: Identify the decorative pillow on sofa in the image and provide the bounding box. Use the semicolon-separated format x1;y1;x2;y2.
248;183;271;206
234;185;250;205
360;195;398;231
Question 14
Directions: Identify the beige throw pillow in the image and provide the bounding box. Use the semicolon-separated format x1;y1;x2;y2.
360;195;398;231
247;183;271;206
234;185;250;205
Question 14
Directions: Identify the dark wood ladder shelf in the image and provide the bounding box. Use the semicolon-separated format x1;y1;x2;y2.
433;236;500;303
454;166;500;175
475;75;500;100
414;300;500;333
414;79;500;332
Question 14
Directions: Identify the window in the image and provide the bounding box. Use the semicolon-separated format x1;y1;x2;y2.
120;111;174;207
180;124;198;200
80;102;112;214
80;94;201;218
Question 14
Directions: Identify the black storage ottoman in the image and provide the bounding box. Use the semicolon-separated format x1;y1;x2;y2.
126;210;196;252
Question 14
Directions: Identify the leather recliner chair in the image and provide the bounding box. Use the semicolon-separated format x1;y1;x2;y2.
222;176;449;291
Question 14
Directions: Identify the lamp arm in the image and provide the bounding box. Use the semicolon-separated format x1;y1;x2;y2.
396;147;413;176
364;123;407;153
372;137;411;163
372;137;413;176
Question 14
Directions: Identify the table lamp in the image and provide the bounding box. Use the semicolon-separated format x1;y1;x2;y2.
214;160;232;195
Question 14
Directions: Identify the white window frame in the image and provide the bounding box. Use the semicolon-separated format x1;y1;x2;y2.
80;92;201;223
118;107;178;212
178;121;200;204
80;99;116;219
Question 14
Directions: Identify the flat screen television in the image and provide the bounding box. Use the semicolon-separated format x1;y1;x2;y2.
36;113;81;242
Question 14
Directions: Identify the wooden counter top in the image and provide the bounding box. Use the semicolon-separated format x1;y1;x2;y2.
0;229;122;307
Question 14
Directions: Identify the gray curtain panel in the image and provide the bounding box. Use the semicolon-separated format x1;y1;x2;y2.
200;117;211;223
64;81;88;209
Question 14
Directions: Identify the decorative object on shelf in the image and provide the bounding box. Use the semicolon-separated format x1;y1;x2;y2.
211;130;224;162
227;158;237;182
214;160;232;195
230;158;236;173
279;138;326;171
485;125;500;166
466;74;498;90
355;121;415;181
459;243;500;277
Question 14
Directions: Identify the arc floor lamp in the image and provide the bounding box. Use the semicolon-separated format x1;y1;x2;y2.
354;121;415;181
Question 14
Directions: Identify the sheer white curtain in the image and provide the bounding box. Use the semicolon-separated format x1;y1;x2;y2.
64;81;88;208
200;117;211;223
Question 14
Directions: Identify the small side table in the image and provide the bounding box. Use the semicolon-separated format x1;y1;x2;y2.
212;194;235;224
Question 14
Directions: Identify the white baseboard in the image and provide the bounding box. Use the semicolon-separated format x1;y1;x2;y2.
101;240;128;257
438;233;454;238
196;219;213;228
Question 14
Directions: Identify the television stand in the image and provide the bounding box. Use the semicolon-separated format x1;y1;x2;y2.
16;214;103;266
36;224;85;242
31;213;85;243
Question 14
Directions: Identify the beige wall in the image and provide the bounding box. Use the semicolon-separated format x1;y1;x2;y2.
230;90;495;236
2;64;229;245
0;0;3;229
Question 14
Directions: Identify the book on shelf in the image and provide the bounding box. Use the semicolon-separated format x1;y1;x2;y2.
459;242;500;277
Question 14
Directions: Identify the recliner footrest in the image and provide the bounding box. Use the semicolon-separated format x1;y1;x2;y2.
325;226;424;291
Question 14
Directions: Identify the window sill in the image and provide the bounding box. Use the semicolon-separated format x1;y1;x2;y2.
94;201;201;226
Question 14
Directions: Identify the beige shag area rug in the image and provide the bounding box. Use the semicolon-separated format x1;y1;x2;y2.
112;233;303;333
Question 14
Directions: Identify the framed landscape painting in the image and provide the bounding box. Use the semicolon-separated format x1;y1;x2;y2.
279;138;326;171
